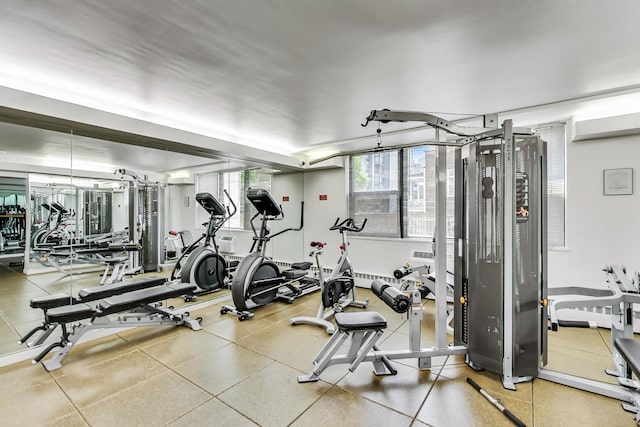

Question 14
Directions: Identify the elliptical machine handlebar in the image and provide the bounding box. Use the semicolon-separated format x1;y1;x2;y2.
329;217;367;233
223;189;237;222
268;201;304;240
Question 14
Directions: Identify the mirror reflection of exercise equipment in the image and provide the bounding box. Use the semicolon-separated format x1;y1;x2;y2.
0;177;27;259
116;169;164;273
171;191;239;300
222;188;319;320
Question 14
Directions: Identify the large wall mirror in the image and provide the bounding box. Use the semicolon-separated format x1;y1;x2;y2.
0;117;305;361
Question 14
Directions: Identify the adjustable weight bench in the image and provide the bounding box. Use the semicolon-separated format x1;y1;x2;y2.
34;282;202;371
20;276;166;347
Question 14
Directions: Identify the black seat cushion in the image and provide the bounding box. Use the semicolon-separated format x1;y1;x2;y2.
98;283;196;315
103;256;129;264
290;262;312;270
335;311;387;331
282;269;308;280
45;303;96;324
30;293;72;310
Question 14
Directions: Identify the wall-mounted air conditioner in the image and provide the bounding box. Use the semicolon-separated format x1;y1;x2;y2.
218;235;236;254
574;112;640;141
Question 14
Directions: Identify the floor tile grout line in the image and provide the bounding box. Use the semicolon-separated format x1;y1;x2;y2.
409;356;447;426
50;370;95;426
142;339;280;402
286;382;341;427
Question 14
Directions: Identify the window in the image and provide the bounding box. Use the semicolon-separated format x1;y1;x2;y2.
404;146;456;239
349;147;455;239
533;123;566;248
349;151;400;237
197;169;272;230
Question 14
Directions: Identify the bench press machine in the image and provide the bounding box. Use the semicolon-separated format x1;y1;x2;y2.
540;265;640;420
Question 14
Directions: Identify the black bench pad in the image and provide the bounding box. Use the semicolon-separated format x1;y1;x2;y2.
45;283;196;324
31;293;72;310
103;256;129;264
283;269;308;280
98;283;196;315
614;338;640;375
46;303;96;324
77;276;165;302
335;311;387;331
30;277;166;311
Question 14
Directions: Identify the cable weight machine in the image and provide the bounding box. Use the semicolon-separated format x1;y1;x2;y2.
301;109;547;391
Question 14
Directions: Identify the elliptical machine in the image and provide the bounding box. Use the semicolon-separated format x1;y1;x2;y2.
290;217;369;334
170;190;238;300
221;188;318;320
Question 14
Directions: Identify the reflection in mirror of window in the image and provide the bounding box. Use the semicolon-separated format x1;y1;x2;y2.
197;169;272;230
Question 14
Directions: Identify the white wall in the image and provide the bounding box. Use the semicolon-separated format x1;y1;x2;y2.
166;184;197;233
111;191;128;232
250;173;301;263
548;134;640;287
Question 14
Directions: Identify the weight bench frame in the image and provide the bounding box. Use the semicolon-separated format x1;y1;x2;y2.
298;281;466;383
34;283;201;371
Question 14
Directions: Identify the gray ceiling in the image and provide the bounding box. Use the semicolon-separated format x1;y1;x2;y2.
0;0;640;172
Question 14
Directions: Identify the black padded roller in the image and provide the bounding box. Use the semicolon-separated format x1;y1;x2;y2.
371;279;410;313
393;266;413;280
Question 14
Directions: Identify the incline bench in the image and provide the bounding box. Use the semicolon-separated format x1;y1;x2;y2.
34;282;202;371
20;276;166;347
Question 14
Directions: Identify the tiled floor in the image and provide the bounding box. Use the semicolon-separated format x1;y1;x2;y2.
0;260;636;426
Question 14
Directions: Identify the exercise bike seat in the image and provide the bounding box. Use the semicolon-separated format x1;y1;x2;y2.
290;262;312;270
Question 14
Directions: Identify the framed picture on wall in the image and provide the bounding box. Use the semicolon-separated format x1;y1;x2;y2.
603;168;633;196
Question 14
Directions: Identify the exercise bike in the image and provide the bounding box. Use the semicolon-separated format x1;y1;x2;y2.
221;188;318;320
170;190;238;301
290;217;369;334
